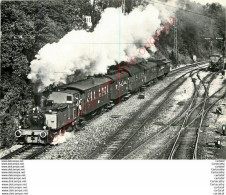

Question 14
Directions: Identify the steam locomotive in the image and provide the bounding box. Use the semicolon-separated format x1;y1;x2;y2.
15;58;171;144
208;54;225;72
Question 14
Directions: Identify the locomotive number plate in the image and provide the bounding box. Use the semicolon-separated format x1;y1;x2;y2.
26;136;38;143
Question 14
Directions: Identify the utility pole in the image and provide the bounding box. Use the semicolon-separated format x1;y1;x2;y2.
91;0;96;31
219;37;225;73
173;17;178;65
223;37;225;71
0;16;1;98
210;40;213;56
0;40;1;98
0;60;1;99
122;0;126;15
216;37;225;71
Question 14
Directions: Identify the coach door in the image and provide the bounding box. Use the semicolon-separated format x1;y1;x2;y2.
73;94;80;119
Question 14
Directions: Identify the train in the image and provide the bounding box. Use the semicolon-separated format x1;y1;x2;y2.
15;58;171;144
208;54;225;73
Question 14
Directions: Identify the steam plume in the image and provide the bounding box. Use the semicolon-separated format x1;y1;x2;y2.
28;4;173;88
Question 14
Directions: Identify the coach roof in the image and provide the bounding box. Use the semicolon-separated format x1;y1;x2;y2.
64;77;110;91
146;61;158;68
136;62;157;70
105;71;129;81
120;65;142;75
59;89;79;94
148;58;170;66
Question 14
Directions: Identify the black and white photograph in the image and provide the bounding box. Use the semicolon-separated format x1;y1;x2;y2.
1;0;226;194
0;0;225;160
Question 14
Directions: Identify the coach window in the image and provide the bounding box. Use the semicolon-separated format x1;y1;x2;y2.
99;89;101;97
90;91;92;101
67;96;72;103
87;92;90;103
101;87;104;96
101;86;105;95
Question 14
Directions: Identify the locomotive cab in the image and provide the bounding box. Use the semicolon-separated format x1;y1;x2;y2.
46;90;80;131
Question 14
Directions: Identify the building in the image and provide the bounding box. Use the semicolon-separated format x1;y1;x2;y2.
84;15;92;28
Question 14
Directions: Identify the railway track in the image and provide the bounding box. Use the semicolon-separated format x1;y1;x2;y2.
124;87;226;159
168;90;225;159
113;71;213;159
167;71;215;159
87;65;207;159
1;145;50;159
122;73;225;159
169;61;207;75
167;67;226;159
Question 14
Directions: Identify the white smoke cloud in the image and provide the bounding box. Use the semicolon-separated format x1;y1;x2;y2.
28;4;174;88
50;132;75;145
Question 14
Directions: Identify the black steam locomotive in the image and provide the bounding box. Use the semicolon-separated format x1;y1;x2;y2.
208;54;225;72
15;58;171;144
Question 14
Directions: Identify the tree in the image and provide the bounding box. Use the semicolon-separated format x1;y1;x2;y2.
0;0;91;148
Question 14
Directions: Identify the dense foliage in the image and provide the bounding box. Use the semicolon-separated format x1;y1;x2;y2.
0;0;225;148
0;0;90;148
153;1;225;63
